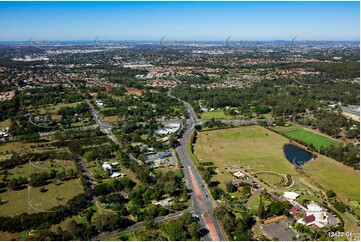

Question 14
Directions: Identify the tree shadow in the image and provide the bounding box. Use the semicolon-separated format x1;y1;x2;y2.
209;181;220;187
199;228;209;237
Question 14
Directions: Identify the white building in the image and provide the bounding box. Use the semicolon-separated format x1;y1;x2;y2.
102;162;112;170
156;123;181;135
155;197;173;206
95;100;104;108
135;74;145;79
233;171;245;178
283;192;300;201
297;202;328;228
111;172;126;178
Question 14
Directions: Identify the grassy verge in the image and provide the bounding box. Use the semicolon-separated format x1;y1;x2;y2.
187;136;199;166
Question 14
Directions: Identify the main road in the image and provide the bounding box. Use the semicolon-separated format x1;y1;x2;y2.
168;90;226;241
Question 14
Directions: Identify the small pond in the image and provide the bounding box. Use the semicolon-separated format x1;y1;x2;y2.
283;144;313;166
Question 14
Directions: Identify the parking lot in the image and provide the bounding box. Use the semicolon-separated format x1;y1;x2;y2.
145;151;177;167
261;218;297;241
146;154;159;162
328;212;341;227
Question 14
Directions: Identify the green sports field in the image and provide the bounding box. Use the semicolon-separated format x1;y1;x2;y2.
272;125;341;149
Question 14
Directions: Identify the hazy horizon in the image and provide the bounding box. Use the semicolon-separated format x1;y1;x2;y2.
0;39;360;43
0;1;359;41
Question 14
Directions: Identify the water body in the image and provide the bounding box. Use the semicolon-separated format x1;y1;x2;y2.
284;144;313;166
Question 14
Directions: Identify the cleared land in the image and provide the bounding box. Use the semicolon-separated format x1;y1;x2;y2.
0;119;11;129
303;156;360;201
36;102;79;114
201;110;272;120
0;141;34;154
201;110;239;120
272;124;341;149
195;126;298;175
104;115;122;123
0;139;66;156
254;172;285;188
7;159;77;179
0;179;84;216
125;87;142;96
194;126;359;202
0;231;26;241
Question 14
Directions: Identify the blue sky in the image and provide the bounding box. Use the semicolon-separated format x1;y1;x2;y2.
0;1;359;41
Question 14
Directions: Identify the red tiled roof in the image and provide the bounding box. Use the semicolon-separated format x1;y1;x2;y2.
305;214;316;224
290;207;298;214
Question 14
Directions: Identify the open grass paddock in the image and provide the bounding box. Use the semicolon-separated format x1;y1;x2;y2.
194;126;359;202
254;172;285;188
0;141;33;154
36;102;79;114
0;179;84;217
6;159;77;180
0;119;11;129
302;156;360;201
195;126;298;175
201;110;240;120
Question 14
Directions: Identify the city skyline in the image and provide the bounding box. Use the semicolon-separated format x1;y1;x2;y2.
0;1;359;41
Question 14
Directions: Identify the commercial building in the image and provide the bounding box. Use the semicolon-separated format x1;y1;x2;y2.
297;202;328;228
233;171;245;178
155;123;181;135
283;192;300;201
